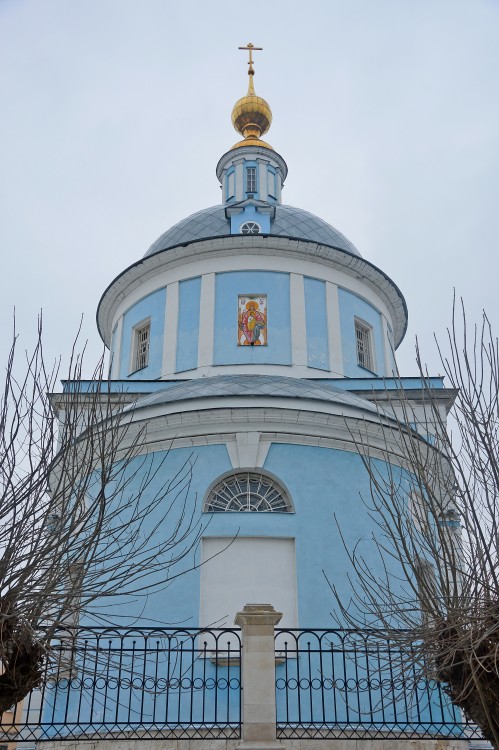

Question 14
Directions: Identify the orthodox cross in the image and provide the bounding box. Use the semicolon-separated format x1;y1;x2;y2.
238;42;262;74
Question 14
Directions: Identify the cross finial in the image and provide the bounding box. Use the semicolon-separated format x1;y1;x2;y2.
238;42;263;75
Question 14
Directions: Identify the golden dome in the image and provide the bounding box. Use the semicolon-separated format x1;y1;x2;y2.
231;44;273;150
231;137;273;151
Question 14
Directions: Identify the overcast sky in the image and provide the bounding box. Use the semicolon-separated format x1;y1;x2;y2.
1;0;498;380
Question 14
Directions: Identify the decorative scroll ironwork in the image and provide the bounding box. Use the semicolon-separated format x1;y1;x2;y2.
0;627;241;744
275;628;482;740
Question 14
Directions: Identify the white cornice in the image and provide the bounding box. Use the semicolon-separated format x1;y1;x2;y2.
97;236;407;349
216;146;288;181
113;402;427;471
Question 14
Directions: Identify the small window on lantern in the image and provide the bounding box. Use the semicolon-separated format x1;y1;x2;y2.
246;166;257;194
240;221;261;235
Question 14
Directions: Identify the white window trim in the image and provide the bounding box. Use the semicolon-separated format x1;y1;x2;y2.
246;166;257;194
354;317;376;373
130;317;151;374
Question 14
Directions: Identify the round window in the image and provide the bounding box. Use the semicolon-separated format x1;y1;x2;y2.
240;222;261;235
205;472;292;512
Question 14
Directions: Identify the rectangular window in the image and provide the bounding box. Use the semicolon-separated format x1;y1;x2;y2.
355;318;374;371
132;320;150;371
246;166;257;194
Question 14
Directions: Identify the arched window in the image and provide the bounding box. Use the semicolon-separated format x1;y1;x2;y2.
240;221;261;235
204;471;293;512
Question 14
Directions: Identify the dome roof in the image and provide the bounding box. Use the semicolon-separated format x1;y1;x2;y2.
129;374;380;414
232;92;272;143
144;204;361;258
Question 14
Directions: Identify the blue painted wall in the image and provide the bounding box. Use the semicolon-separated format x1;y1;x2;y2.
229;204;271;234
82;443;233;627
213;271;291;366
176;276;201;372
61;439;444;733
84;440;410;630
338;287;386;377
118;288;166;379
68;376;446;394
304;277;329;371
263;443;413;627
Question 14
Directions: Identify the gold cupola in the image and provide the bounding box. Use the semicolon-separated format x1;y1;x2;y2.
231;43;273;150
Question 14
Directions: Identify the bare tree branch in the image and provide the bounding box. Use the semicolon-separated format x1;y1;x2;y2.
329;298;499;746
0;316;204;713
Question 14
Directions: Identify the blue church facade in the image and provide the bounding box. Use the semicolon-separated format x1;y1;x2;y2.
88;50;420;636
37;48;471;748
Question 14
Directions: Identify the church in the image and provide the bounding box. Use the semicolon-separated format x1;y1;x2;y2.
96;43;412;632
13;45;475;749
97;42;407;628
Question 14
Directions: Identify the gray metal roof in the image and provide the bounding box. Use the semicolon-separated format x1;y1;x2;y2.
130;375;379;413
144;204;361;258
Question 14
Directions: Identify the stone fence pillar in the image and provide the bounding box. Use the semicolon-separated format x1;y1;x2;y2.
235;603;282;750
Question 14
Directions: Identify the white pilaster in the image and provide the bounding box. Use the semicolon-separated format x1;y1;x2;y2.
276;168;283;201
110;315;123;378
257;158;268;201
290;273;307;367
234;158;245;201
197;273;215;368
326;281;343;377
381;315;395;376
162;281;178;377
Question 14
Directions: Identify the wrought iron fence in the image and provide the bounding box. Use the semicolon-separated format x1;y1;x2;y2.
0;627;241;743
1;625;486;744
275;628;482;740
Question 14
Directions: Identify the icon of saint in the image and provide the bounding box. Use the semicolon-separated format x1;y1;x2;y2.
239;300;266;345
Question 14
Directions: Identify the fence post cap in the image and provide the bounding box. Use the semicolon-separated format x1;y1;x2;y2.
235;603;283;627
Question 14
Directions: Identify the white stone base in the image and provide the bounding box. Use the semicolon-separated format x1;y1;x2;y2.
39;737;470;750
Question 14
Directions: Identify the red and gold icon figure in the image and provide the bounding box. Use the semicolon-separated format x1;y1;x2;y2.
238;296;267;346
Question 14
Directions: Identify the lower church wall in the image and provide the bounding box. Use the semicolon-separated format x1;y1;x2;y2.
82;440;410;629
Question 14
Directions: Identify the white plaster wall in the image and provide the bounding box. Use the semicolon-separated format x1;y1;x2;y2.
200;537;298;629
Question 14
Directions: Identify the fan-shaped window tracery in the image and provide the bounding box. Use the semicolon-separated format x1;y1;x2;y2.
204;472;293;513
240;221;261;235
